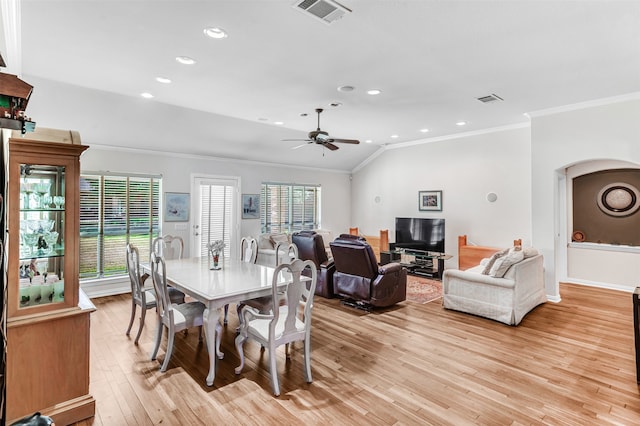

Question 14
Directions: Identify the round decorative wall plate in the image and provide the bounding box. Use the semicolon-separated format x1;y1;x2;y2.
596;182;640;217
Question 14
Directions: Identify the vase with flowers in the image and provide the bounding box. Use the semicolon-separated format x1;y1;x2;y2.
207;240;226;270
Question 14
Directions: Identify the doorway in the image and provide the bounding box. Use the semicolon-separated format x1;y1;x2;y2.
190;175;240;259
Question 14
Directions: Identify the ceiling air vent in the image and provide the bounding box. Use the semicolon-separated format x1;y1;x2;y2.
293;0;352;25
477;94;504;103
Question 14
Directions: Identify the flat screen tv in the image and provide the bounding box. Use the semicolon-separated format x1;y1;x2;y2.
394;217;445;254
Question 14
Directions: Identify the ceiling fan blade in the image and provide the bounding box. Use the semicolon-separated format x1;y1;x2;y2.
291;142;312;150
323;142;340;151
328;138;360;144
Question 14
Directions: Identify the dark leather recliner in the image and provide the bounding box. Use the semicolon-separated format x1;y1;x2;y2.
291;231;336;298
330;234;407;307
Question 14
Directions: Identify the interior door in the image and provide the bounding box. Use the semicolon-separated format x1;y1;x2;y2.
191;175;239;259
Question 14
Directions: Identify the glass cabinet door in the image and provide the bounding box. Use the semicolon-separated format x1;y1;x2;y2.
8;138;87;318
18;164;66;308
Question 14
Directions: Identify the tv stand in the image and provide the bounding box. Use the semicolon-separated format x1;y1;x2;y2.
380;249;452;280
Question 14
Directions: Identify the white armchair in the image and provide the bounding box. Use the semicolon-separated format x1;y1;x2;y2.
442;252;546;325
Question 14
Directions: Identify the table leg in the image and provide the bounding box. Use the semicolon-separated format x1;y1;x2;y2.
203;307;223;386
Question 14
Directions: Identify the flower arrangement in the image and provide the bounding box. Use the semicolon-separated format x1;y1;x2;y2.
207;240;226;255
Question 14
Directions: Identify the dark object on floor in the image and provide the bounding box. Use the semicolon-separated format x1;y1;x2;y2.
10;412;55;426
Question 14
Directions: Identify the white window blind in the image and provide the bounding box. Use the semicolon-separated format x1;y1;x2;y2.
79;173;160;279
261;183;320;233
198;183;233;258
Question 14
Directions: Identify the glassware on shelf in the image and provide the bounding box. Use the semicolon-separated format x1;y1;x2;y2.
44;231;59;252
33;182;52;209
20;181;35;209
39;219;55;233
21;232;38;255
53;195;64;209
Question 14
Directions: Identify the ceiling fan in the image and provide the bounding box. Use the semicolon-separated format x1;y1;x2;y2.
283;108;360;151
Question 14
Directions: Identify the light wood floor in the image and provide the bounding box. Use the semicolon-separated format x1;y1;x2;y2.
72;283;640;425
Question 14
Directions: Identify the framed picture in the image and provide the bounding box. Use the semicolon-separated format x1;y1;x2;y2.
242;193;260;219
419;190;442;211
164;192;190;222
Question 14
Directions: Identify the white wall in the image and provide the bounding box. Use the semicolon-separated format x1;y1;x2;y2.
351;126;532;270
530;96;640;298
81;146;352;256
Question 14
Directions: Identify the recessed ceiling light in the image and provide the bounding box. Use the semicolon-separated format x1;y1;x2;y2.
155;77;171;84
140;92;154;99
420;128;430;133
176;56;196;65
367;89;381;95
273;121;284;125
390;134;399;138
456;121;467;126
337;85;355;92
203;27;228;39
300;113;308;117
329;102;342;107
365;140;373;144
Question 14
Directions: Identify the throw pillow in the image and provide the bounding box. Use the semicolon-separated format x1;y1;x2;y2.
522;247;539;258
270;233;289;246
489;249;525;278
481;248;509;275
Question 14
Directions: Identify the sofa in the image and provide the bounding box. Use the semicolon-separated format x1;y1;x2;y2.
442;246;546;325
330;234;406;308
255;229;333;266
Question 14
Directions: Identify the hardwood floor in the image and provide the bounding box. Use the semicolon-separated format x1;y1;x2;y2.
71;283;640;425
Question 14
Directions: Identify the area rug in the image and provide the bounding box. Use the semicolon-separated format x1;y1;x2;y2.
406;276;443;304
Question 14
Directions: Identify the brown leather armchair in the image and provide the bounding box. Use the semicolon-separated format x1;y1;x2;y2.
292;231;336;298
330;234;407;308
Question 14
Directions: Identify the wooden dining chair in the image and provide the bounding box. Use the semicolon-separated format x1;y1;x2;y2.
235;259;317;396
125;243;185;344
349;227;359;236
149;252;206;372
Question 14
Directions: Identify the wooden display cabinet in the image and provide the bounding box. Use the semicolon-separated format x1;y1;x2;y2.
6;138;95;424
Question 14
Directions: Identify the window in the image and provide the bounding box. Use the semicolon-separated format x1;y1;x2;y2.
261;183;320;233
79;172;161;279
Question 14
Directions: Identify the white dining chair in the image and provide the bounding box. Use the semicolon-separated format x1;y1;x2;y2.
275;242;299;266
149;252;206;372
152;235;184;260
235;258;317;396
223;236;258;325
125;243;185;345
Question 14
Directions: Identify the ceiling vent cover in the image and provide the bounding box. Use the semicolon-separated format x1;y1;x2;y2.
477;94;504;103
293;0;352;25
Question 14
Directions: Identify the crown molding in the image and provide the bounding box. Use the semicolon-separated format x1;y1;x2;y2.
526;92;640;118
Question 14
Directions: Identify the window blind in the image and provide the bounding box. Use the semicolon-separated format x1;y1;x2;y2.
198;183;233;258
261;183;320;233
79;173;160;279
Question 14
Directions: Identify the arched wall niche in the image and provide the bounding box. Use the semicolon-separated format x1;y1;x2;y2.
563;159;640;292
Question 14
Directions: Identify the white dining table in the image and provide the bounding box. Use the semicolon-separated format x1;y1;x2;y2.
142;256;299;386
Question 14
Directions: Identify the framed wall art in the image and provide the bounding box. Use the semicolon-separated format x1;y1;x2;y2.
164;192;190;222
419;190;442;212
242;193;260;219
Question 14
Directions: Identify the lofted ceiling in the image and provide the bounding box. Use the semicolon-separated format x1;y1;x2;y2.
3;0;640;171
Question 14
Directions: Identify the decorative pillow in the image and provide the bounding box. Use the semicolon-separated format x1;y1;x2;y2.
522;247;539;258
258;234;273;249
270;233;289;246
481;248;509;275
489;249;525;278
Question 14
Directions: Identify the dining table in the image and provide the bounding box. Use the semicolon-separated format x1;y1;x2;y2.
142;256;304;386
